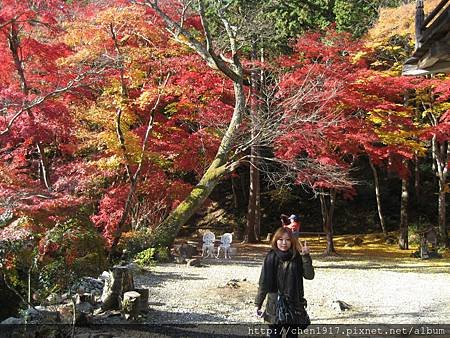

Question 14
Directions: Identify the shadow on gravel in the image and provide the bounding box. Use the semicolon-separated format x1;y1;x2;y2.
314;310;374;322
316;264;450;272
91;309;254;337
144;308;226;323
314;309;436;322
314;302;449;322
201;258;263;267
2;323;254;338
134;270;207;287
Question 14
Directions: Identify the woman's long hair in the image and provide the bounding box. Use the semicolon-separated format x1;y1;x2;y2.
270;227;301;256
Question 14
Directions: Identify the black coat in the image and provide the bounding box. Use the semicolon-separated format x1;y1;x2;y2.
255;249;315;324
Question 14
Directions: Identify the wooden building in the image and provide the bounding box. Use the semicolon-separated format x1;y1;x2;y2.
403;0;450;75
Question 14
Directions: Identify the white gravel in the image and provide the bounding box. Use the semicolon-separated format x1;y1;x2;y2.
134;254;450;324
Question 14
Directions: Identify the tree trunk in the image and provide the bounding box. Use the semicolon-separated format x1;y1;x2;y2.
255;169;261;240
143;1;247;248
9;22;52;191
109;79;165;255
432;137;449;247
121;291;141;320
254;46;263;241
150;80;245;248
414;155;421;205
246;153;260;242
246;39;261;243
438;180;448;247
231;172;239;209
431;136;437;187
36;142;52;191
240;164;248;205
8;23;28;94
369;159;387;236
133;288;149;313
399;175;409;250
320;189;336;255
246;157;258;243
115;107;131;179
101;266;135;311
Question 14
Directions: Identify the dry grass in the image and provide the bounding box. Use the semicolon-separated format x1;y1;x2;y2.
177;231;450;267
237;231;450;268
312;232;448;259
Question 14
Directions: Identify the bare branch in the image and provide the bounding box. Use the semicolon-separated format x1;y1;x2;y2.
133;0;241;82
0;66;109;136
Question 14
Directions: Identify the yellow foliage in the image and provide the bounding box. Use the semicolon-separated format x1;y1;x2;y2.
352;51;367;63
367;0;442;45
426;102;450;118
136;90;160;110
95;130;141;164
367;108;426;155
93;155;123;171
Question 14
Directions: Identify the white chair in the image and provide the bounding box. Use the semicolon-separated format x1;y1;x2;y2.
201;231;215;258
216;233;233;259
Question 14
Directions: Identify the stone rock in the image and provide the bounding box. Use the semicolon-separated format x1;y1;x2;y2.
133;288;149;312
346;237;363;247
99;271;110;280
46;293;62;305
57;303;75;324
225;280;240;289
57;302;92;325
331;300;352;312
1;317;24;324
186;258;202;267
124;262;141;273
175;256;186;264
75;293;96;305
77;334;113;338
25;307;60;323
105;310;121;317
101;266;135;311
72;277;104;296
178;243;197;259
121;291;141;320
76;302;93;314
353;237;363;246
385;237;396;245
93;308;104;316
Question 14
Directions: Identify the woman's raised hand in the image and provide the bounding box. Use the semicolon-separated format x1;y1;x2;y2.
300;240;310;255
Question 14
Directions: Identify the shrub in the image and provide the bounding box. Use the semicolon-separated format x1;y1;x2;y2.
38;258;70;293
408;222;434;246
154;247;172;263
134;248;155;267
118;228;154;259
0;217;38;295
37;219;107;293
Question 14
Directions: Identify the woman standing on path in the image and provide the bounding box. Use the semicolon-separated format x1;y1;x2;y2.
255;227;314;338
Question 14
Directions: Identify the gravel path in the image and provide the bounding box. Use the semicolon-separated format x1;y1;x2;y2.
134;249;450;324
